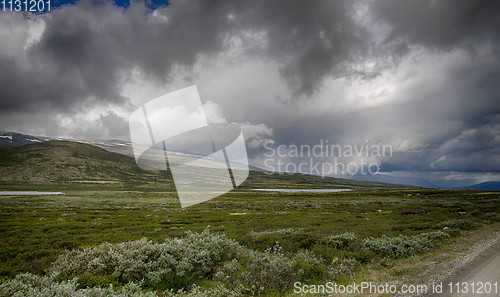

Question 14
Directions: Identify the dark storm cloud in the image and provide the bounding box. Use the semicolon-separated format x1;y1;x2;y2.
231;0;370;97
383;52;500;173
0;2;128;113
30;5;127;104
370;0;500;53
2;0;499;112
116;0;371;96
0;0;373;114
252;28;500;173
253;0;500;175
0;0;499;180
0;0;231;113
140;0;370;96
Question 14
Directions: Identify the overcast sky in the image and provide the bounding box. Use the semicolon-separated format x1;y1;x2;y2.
0;0;499;186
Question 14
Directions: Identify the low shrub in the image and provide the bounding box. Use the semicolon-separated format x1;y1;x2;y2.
49;228;241;287
2;228;453;296
291;250;326;282
0;274;243;297
242;248;294;294
362;231;449;258
164;284;242;297
247;228;297;238
0;273;156;297
290;233;319;249
419;231;450;245
326;232;357;249
327;258;357;279
438;219;480;230
215;243;294;295
73;272;120;289
362;235;427;258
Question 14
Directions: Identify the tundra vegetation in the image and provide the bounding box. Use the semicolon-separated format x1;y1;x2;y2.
0;142;498;296
0;185;498;296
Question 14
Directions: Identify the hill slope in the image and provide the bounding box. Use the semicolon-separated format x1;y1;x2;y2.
0;140;404;189
0;141;173;185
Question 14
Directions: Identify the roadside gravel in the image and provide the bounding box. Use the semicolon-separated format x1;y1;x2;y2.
420;227;500;297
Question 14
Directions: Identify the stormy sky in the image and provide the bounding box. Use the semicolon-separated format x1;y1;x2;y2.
0;0;499;186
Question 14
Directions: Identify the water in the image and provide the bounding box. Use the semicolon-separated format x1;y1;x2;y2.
0;191;65;196
251;189;352;193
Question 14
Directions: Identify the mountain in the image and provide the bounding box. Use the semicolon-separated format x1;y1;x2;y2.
76;139;135;158
0;131;136;158
353;173;440;189
0;132;494;190
77;139;267;172
0;140;173;185
0;131;50;147
0;140;403;189
451;181;500;191
353;173;500;190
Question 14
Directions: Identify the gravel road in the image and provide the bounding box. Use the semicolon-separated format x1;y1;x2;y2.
426;231;500;297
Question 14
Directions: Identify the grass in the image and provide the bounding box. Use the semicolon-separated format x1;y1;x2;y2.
0;141;498;295
0;184;498;295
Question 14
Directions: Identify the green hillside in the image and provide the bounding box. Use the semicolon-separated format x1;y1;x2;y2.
0;140;404;189
0;141;172;186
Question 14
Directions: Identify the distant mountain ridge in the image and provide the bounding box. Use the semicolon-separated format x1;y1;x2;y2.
0;131;50;146
353;173;499;191
450;181;500;191
0;139;402;189
353;173;440;189
0;131;496;190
